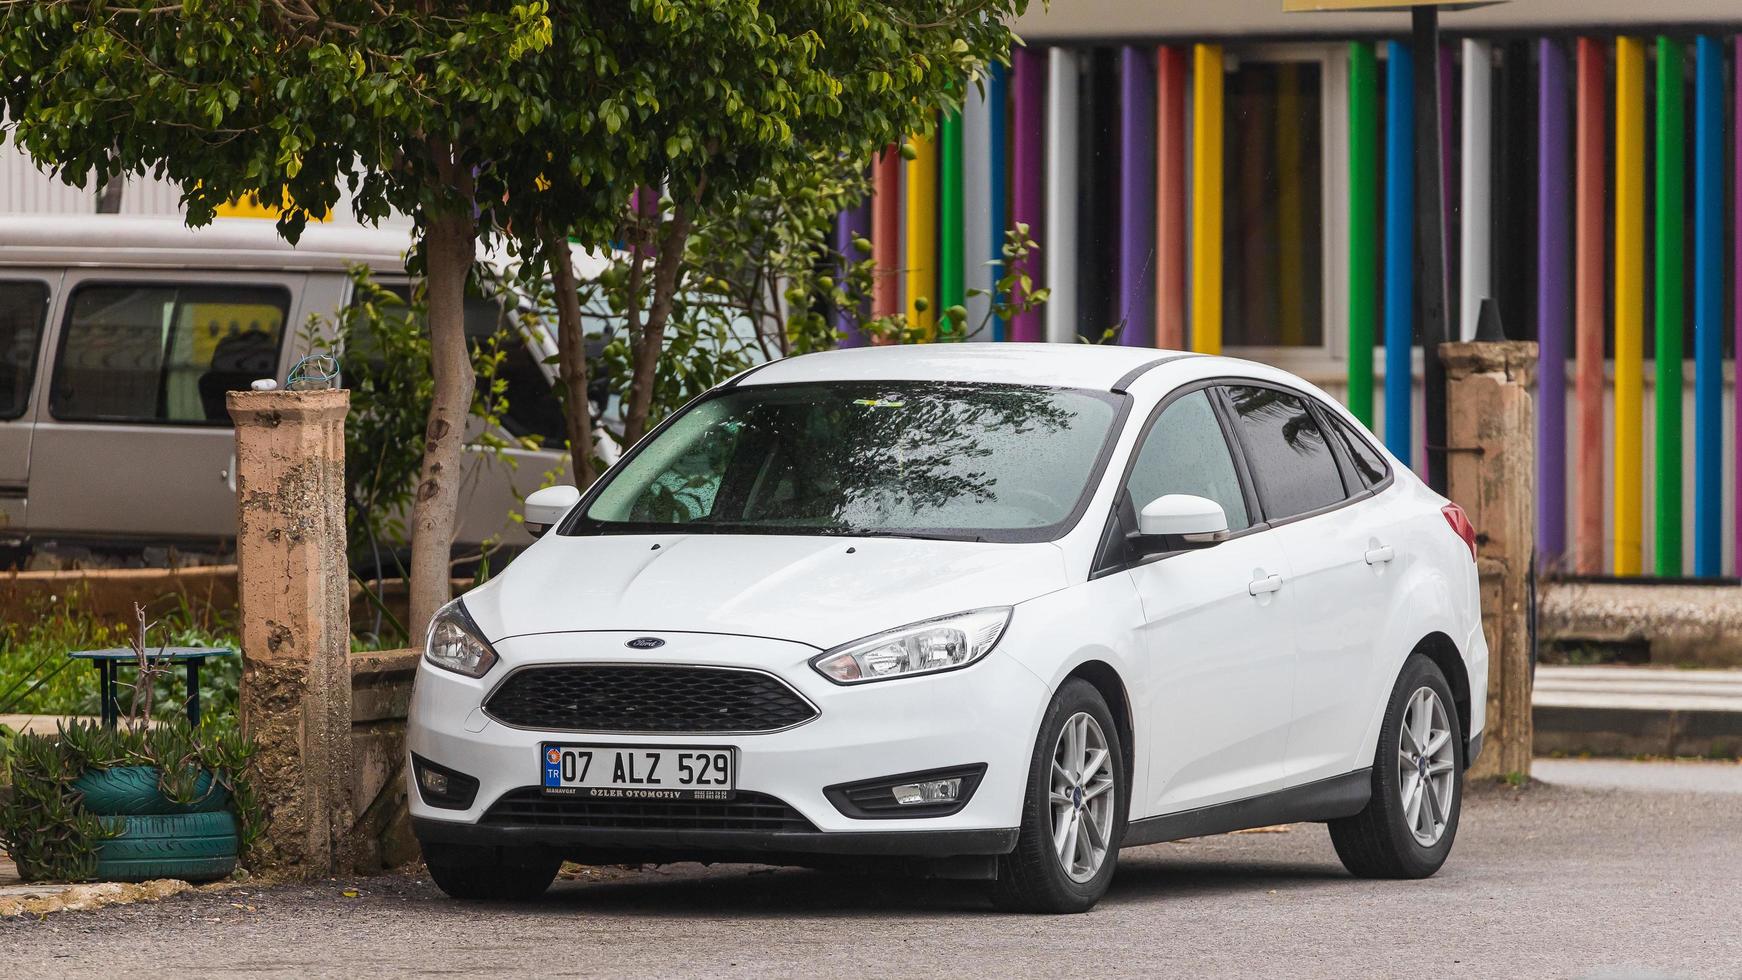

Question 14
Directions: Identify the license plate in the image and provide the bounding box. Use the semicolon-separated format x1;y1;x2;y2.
540;743;736;801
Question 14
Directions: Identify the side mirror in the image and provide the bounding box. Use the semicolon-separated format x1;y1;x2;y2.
524;484;581;538
1130;494;1231;554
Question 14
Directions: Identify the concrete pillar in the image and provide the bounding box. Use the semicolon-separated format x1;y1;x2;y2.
227;389;354;876
1440;341;1537;780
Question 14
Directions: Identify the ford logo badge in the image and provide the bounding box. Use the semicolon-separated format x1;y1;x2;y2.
625;637;666;650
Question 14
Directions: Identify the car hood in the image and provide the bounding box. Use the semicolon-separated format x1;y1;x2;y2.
462;532;1071;650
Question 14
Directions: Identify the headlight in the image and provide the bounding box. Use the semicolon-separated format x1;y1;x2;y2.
424;599;499;678
811;607;1011;684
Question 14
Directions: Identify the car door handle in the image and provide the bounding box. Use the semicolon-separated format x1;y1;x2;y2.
1247;573;1283;596
1364;545;1396;565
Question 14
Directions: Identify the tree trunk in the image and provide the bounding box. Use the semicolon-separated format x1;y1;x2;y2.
621;199;695;447
407;207;478;641
547;228;598;487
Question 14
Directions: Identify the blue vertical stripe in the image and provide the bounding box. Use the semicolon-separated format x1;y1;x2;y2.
988;62;1009;342
1384;41;1416;464
1693;35;1723;576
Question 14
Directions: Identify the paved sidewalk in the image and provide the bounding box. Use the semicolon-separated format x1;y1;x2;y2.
1534;664;1742;757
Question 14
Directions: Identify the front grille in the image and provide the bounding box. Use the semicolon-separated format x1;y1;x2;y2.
483;664;817;733
482;788;817;832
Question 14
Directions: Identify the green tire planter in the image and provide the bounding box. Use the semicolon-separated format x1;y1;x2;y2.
95;811;238;883
74;766;230;816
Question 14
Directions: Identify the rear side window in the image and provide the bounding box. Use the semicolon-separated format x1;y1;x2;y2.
1221;384;1347;521
50;284;288;424
0;281;50;420
1325;411;1389;489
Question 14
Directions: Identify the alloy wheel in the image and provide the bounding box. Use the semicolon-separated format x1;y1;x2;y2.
1396;686;1456;846
1049;711;1116;883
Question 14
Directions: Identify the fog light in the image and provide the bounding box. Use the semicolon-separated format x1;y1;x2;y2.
419;767;450;796
410;753;480;810
892;778;962;806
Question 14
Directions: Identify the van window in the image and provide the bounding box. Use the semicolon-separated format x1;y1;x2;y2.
0;281;51;420
360;285;567;448
50;284;288;424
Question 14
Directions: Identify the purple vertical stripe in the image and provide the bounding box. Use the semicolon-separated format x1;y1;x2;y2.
1011;46;1046;343
1118;47;1157;347
1537;39;1571;569
834;201;871;347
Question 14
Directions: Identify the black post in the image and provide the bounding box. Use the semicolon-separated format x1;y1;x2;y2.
1413;7;1451;494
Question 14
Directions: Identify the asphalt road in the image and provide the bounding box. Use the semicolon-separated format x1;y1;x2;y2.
7;759;1741;979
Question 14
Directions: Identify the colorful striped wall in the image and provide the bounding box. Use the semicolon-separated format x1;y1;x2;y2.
844;39;1741;580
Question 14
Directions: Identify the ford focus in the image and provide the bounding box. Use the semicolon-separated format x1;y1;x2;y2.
406;343;1487;913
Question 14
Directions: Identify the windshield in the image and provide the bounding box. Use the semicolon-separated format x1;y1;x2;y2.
568;381;1122;542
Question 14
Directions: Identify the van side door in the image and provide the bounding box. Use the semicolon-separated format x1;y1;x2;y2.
27;271;310;547
0;273;58;537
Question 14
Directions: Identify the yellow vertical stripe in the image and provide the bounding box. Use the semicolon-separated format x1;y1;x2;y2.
1613;36;1645;575
906;126;938;337
1191;44;1224;354
1275;63;1305;347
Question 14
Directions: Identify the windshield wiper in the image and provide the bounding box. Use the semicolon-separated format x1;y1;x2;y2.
820;527;985;543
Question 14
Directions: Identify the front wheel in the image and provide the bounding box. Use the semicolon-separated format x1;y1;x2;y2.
993;678;1126;913
423;841;561;901
1328;653;1464;879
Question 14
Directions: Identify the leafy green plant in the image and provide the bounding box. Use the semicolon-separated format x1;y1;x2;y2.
0;586;238;719
0;607;259;883
0;717;258;882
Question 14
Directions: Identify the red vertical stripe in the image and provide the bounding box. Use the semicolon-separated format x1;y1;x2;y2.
1573;38;1607;574
1155;46;1187;350
871;144;901;324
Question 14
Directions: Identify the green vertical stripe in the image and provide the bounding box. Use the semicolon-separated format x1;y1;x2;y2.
939;108;965;337
1348;42;1377;426
1654;36;1685;574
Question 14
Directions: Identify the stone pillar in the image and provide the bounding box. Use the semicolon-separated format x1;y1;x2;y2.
1440;341;1537;780
227;389;354;876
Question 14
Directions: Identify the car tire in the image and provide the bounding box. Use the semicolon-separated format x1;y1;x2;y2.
992;678;1126;914
423;842;562;901
94;810;239;882
1328;653;1464;879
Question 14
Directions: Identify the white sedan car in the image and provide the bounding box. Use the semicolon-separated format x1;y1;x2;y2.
406;343;1487;913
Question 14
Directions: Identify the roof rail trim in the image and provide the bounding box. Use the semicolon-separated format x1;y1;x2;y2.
720;359;778;389
1110;353;1198;394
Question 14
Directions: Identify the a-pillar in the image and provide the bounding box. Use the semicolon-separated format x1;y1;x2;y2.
1440;341;1537;780
227;389;354;876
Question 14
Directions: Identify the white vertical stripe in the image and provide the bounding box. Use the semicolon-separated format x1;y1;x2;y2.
1459;38;1492;341
962;78;994;341
1322;46;1351;367
1045;47;1080;344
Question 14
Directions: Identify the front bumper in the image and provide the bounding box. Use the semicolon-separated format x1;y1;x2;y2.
406;630;1050;858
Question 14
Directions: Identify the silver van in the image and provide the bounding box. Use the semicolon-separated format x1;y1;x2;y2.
0;215;592;567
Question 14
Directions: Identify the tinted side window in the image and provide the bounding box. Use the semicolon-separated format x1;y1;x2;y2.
1124;389;1250;531
360;285;566;448
1325;411;1389;488
1222;384;1347;520
461;300;566;447
51;284;288;424
0;281;50;420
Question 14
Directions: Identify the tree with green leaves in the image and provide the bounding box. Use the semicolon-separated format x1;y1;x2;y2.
0;1;1029;638
499;1;1033;463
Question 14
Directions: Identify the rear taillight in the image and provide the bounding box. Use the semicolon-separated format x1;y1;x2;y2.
1441;503;1477;561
